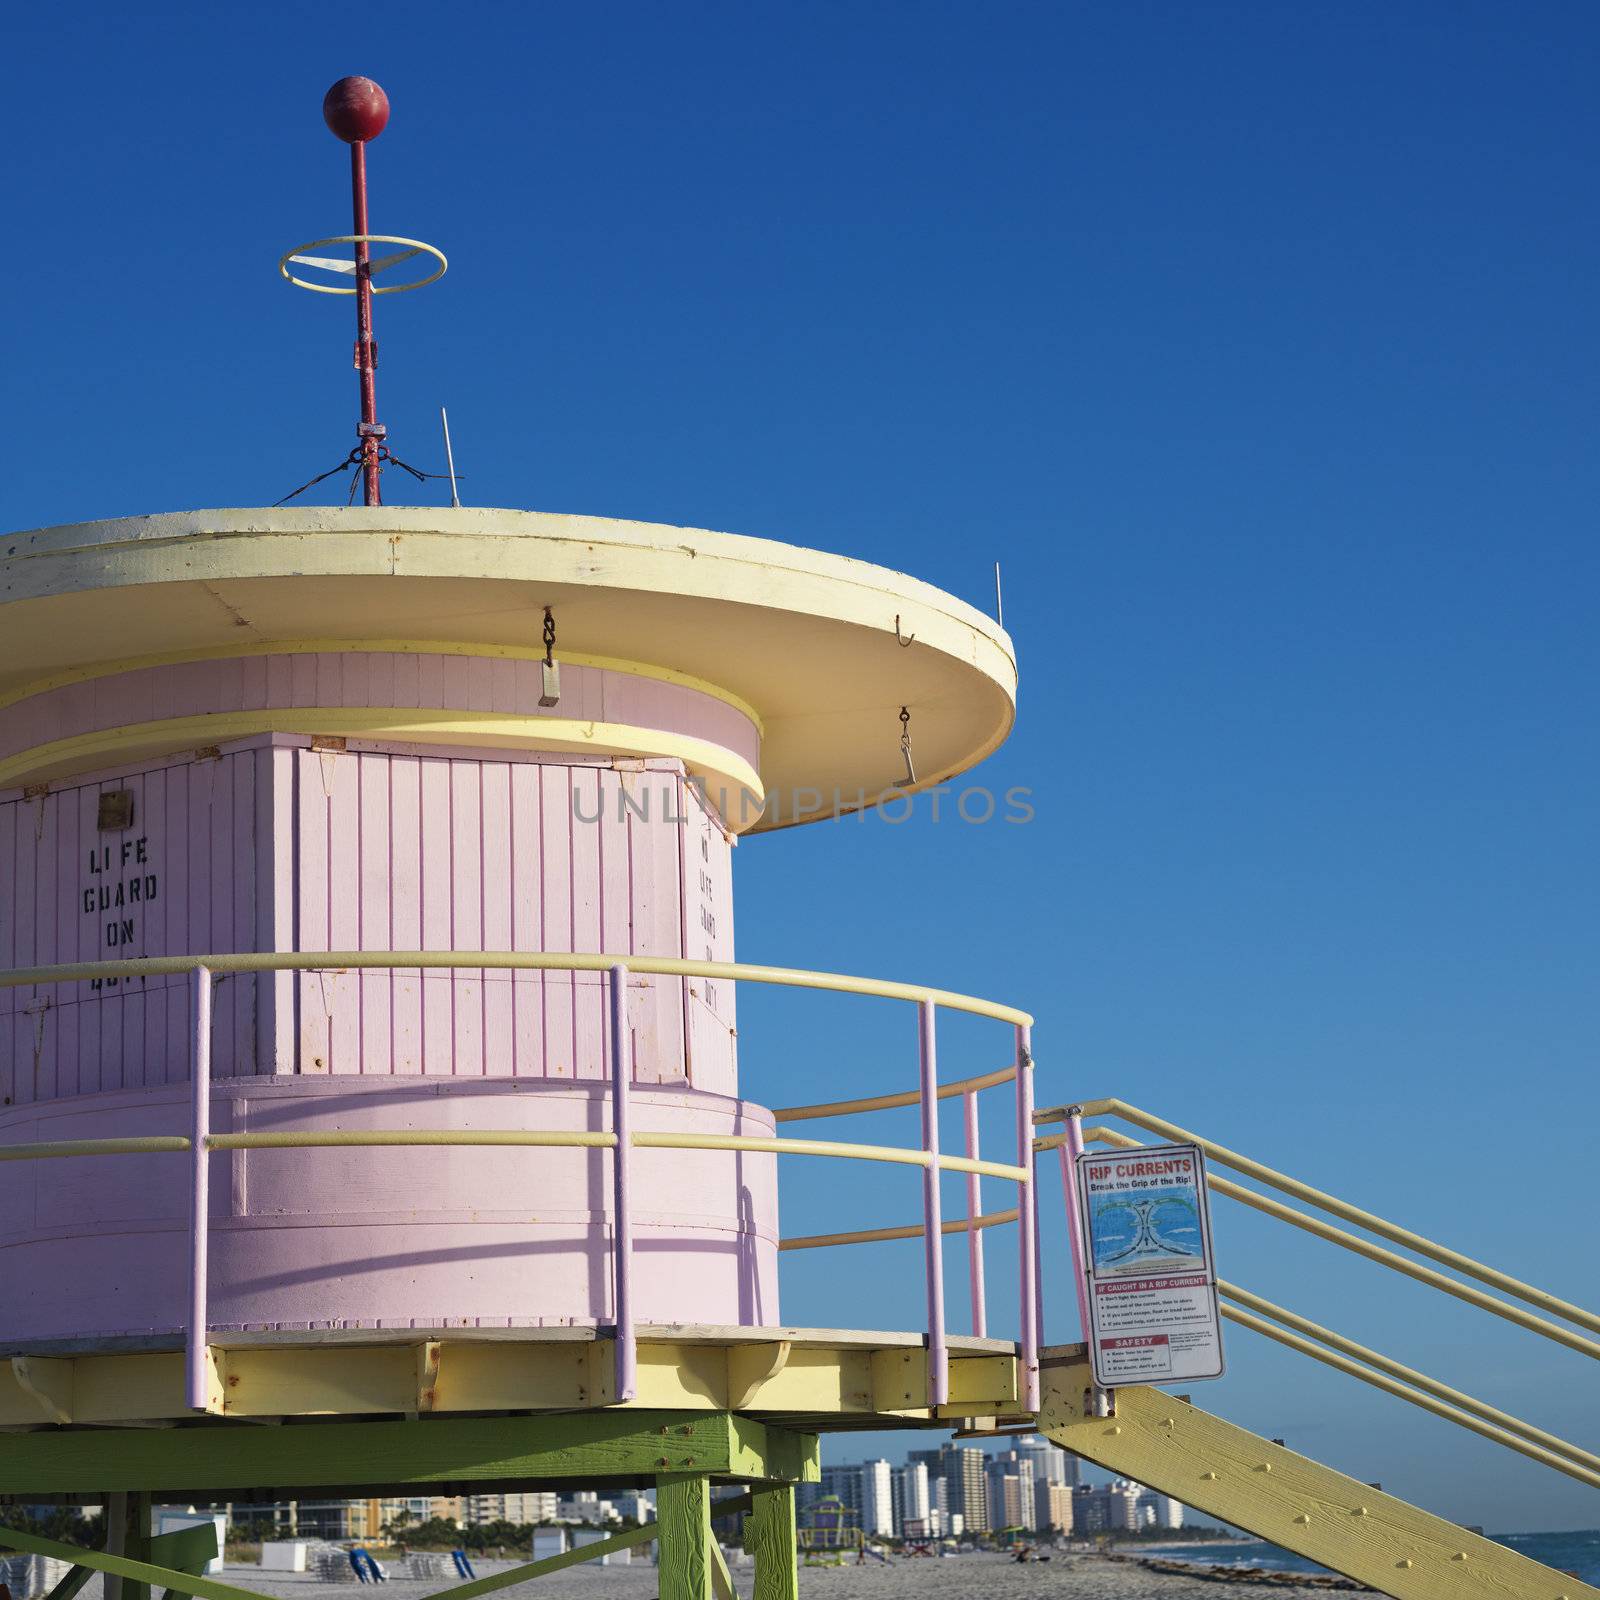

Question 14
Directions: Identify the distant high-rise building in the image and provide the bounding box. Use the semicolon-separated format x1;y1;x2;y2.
906;1443;986;1533
1031;1472;1060;1532
987;1469;1016;1531
819;1464;864;1523
986;1456;1036;1531
1041;1483;1074;1534
954;1446;989;1533
907;1447;947;1499
1138;1490;1184;1530
374;1497;436;1536
555;1491;619;1525
1068;1478;1181;1533
860;1460;895;1537
1012;1434;1076;1489
1072;1483;1106;1533
461;1492;559;1526
1106;1481;1142;1531
461;1493;497;1526
898;1461;929;1538
613;1490;654;1525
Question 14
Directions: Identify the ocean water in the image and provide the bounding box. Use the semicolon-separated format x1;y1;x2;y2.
1153;1529;1600;1584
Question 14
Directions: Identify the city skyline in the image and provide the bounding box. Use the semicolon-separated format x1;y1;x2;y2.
805;1436;1187;1541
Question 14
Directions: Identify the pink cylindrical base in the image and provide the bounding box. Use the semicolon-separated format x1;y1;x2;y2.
0;1078;778;1344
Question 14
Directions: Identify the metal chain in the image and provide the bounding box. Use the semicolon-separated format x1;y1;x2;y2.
544;608;557;667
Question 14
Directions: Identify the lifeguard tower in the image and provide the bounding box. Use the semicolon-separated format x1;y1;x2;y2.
796;1498;861;1567
2;78;1597;1600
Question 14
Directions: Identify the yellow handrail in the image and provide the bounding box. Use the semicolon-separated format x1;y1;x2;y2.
774;1064;1018;1123
0;1136;191;1162
207;1131;619;1151
1218;1280;1600;1480
1046;1096;1600;1337
0;950;1032;1026
1223;1303;1600;1491
782;1208;1020;1252
0;946;1042;1417
1079;1126;1600;1360
0;1129;1028;1184
631;1131;1025;1181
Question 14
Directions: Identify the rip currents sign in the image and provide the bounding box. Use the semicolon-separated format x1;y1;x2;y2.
1076;1141;1225;1387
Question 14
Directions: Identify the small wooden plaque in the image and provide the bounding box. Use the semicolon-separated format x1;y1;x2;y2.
97;790;135;831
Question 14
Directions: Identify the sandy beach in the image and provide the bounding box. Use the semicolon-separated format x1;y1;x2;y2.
139;1551;1349;1600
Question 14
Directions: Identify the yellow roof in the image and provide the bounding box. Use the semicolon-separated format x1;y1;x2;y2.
0;507;1016;832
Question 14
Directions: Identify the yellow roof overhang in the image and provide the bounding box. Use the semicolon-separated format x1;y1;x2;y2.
0;507;1017;832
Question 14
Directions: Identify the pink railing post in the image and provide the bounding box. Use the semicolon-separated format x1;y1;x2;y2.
185;965;213;1412
609;963;636;1402
1033;1166;1046;1355
1059;1105;1092;1345
918;999;948;1408
963;1091;986;1338
1015;1024;1039;1412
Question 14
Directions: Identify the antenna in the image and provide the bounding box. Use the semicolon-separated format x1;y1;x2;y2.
276;78;449;507
440;407;462;507
994;561;1004;628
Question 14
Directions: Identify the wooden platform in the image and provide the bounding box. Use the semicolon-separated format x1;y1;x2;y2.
1;1323;1022;1433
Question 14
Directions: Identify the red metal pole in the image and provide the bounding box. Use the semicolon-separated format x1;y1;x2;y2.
350;141;381;506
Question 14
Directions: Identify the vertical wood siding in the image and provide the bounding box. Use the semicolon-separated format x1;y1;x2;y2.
2;740;740;1096
287;748;734;1084
0;751;263;1102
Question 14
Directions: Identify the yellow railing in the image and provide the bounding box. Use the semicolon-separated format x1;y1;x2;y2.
1035;1097;1600;1492
0;948;1032;1025
1044;1095;1598;1333
1217;1280;1600;1487
774;1064;1019;1123
1072;1124;1600;1358
0;1128;1021;1181
781;1207;1019;1253
0;949;1039;1417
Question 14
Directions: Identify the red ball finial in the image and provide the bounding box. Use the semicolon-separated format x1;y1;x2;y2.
323;76;390;143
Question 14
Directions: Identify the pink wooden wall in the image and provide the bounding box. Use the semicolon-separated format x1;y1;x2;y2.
289;745;737;1092
0;1077;779;1338
0;746;269;1103
1;737;739;1102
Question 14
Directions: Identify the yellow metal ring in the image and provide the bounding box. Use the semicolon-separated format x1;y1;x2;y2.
277;234;448;296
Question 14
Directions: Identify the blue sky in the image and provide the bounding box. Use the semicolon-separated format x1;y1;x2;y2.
5;0;1597;1535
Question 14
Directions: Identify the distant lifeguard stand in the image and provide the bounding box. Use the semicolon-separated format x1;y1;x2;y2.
796;1496;861;1566
2;75;1597;1600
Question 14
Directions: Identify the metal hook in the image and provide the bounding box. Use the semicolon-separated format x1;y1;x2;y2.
894;615;915;648
895;705;917;788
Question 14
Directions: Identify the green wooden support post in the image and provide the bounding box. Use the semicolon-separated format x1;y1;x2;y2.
656;1474;713;1600
122;1493;152;1600
746;1484;798;1600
